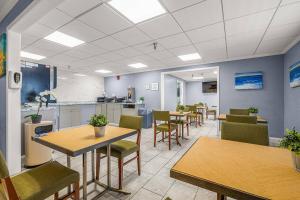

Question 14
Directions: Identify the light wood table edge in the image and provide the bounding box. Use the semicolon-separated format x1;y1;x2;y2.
32;130;137;157
170;137;269;200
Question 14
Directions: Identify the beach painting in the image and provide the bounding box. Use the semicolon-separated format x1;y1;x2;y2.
235;72;263;90
0;33;6;78
289;61;300;88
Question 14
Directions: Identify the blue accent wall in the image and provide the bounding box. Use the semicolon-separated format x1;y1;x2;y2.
105;55;284;137
21;65;50;104
284;41;300;131
0;0;33;156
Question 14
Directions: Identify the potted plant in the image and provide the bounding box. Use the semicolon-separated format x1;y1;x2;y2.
248;107;258;116
89;114;108;137
139;97;144;104
280;128;300;172
176;104;185;114
25;90;56;124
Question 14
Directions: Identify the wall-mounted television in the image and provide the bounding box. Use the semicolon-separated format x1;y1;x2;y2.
202;81;217;93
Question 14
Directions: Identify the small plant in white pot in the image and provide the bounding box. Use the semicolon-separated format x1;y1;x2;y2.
248;107;258;116
89;114;108;137
280;128;300;172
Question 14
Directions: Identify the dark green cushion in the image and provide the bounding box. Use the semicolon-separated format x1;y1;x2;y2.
0;151;9;179
221;122;269;146
0;161;79;200
97;140;138;158
156;123;177;132
229;109;249;115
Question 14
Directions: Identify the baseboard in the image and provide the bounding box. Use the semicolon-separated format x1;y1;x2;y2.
269;137;281;147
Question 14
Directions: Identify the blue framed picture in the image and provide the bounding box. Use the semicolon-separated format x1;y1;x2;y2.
289;61;300;88
235;72;263;90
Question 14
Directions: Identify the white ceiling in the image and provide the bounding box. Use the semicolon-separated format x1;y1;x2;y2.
20;0;300;76
168;68;218;82
0;0;18;22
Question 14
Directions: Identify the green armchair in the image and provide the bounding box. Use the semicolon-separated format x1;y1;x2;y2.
0;152;80;200
226;114;257;124
229;108;249;115
221;122;269;146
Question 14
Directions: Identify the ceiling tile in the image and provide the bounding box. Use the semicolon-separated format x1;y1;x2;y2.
24;39;69;57
168;45;198;55
23;23;54;38
38;9;72;29
91;36;126;51
112;27;151;45
137;14;182;39
172;0;222;31
74;43;107;56
147;50;174;60
113;47;143;57
21;34;40;48
133;41;165;53
266;21;300;40
280;0;300;6
59;20;105;42
48;54;78;65
223;0;280;20
78;4;132;34
225;9;275;36
195;38;226;52
96;52;124;62
186;22;224;43
63;49;92;59
157;33;191;49
57;0;102;17
256;36;295;54
228;44;257;58
272;2;300;26
160;0;205;12
227;29;264;47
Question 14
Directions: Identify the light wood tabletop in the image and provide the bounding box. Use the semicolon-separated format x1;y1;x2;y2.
169;111;190;117
171;137;300;200
33;125;136;157
218;113;267;123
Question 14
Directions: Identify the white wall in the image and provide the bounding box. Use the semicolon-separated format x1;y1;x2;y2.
53;70;104;102
186;81;218;107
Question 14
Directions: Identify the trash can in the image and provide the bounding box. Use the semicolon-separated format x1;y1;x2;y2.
138;108;153;128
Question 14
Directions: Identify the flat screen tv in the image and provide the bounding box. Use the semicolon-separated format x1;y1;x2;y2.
202;81;217;93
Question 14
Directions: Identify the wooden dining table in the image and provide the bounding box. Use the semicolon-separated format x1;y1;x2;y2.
171;137;300;200
169;111;190;139
33;125;136;200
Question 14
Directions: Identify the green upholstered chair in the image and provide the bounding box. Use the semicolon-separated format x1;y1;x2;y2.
194;103;205;124
96;115;143;190
153;111;180;150
205;104;217;120
0;152;80;200
186;105;201;127
221;122;269;146
229;108;249;115
226;114;257;124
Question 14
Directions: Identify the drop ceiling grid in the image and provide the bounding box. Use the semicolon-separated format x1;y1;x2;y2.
20;0;300;75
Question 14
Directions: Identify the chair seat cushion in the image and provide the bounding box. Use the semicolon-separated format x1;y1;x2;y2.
0;161;79;200
156;123;177;131
97;140;138;158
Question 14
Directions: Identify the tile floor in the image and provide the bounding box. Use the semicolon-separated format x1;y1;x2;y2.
47;119;232;200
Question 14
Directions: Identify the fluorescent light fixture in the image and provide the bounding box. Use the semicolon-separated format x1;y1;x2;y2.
21;51;46;60
128;63;148;68
44;31;85;47
193;76;204;80
74;73;87;77
108;0;166;23
178;53;201;61
214;70;218;74
95;69;112;74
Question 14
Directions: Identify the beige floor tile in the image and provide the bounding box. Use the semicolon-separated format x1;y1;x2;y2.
131;188;163;200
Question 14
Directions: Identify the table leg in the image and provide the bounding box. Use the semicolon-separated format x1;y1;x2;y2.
217;193;227;200
82;153;87;200
107;144;111;187
67;156;71;193
91;150;95;181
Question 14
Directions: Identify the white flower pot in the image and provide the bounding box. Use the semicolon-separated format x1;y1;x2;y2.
249;113;257;116
291;152;300;172
94;126;106;137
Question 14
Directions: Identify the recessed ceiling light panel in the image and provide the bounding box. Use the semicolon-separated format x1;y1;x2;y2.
108;0;166;23
193;76;204;80
21;51;46;60
44;31;85;47
74;73;87;77
178;53;201;61
128;63;148;68
95;69;112;74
